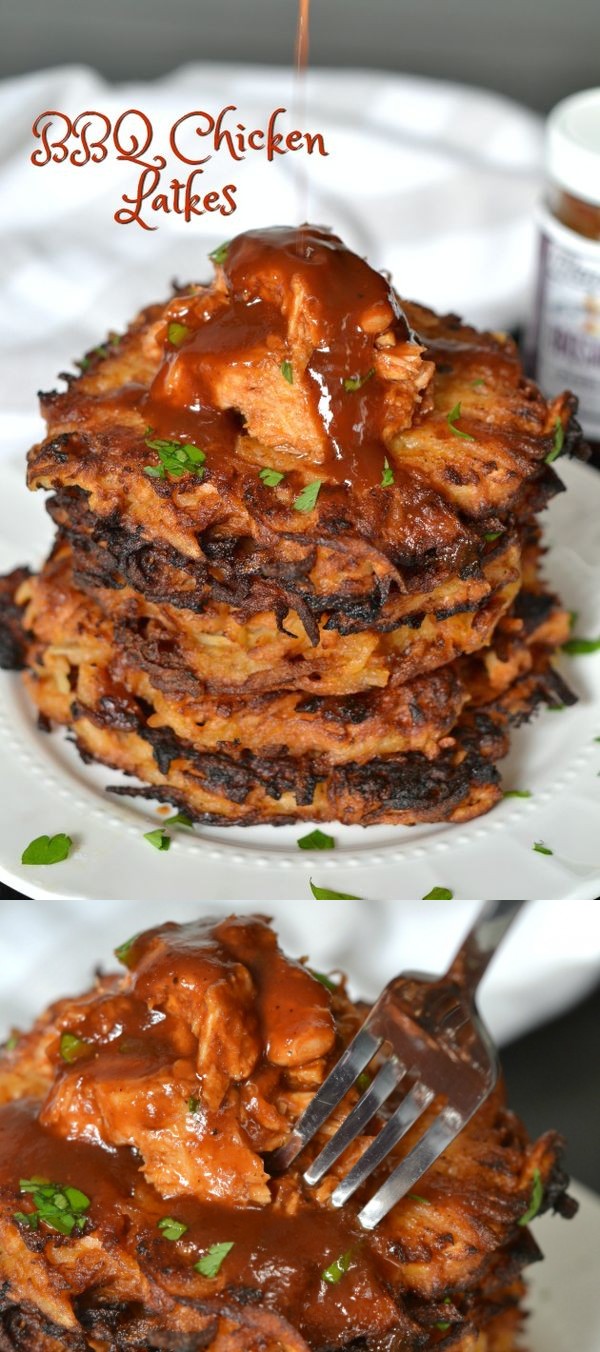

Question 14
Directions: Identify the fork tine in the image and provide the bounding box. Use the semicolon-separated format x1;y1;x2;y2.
304;1057;406;1186
268;1026;381;1172
330;1079;434;1208
358;1104;464;1230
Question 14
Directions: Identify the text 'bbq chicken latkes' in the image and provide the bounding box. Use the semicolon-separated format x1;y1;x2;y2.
0;224;583;826
0;916;576;1352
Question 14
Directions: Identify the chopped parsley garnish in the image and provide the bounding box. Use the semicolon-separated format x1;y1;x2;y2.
188;1095;201;1113
422;887;453;900
518;1168;544;1225
280;360;294;384
309;969;338;993
321;1250;353;1284
408;1194;431;1205
504;789;532;799
209;242;229;265
195;1241;234;1278
259;466;285;487
548;703;565;711
143;827;171;851
165;811;195;830
381;456;395;487
446;402;475;440
21;834;72;866
294;480;322;512
533;840;553;856
114;933;140;967
435;1321;451;1331
167;321;189;346
143;433;206;481
343;368;374;392
562;635;600;655
545;418;564;464
484;530;502;542
310;881;362;900
471;378;486;389
298;828;335;851
3;1034;19;1052
16;1179;90;1236
59;1032;91;1065
158;1216;188;1241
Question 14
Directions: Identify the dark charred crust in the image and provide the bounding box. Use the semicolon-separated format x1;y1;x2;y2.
43;487;515;642
0;568;31;670
512;589;557;634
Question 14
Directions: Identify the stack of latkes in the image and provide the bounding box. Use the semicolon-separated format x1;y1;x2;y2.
1;226;582;825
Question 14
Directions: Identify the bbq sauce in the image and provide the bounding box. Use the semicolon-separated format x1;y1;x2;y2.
145;225;413;492
0;918;407;1347
530;88;600;445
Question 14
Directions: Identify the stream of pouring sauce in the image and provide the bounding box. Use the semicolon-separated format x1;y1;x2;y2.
294;0;311;227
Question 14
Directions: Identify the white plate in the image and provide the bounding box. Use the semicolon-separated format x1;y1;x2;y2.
528;1180;600;1352
0;456;599;901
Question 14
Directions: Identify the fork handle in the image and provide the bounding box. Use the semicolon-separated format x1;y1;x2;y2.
447;900;526;994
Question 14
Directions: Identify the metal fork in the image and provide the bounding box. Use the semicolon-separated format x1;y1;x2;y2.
269;899;525;1229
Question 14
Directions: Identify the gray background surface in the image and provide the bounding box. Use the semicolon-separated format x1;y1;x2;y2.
1;0;599;112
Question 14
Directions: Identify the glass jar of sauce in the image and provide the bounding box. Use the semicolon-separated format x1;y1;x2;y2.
530;88;600;443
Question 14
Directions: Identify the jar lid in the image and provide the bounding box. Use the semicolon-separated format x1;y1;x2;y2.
546;88;600;205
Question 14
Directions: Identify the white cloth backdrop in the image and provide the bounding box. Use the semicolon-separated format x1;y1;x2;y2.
0;61;545;455
1;899;599;1045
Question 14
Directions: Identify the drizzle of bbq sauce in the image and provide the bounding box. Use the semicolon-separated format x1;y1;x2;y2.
0;918;406;1345
145;225;412;493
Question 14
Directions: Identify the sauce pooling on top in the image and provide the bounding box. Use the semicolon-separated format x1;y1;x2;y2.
147;226;420;492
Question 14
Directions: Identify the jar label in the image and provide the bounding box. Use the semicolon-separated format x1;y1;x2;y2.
533;218;600;439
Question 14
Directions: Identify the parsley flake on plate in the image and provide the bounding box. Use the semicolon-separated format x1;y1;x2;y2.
158;1217;188;1241
195;1241;234;1278
310;881;362;900
209;242;229;265
259;467;285;487
343;367;374;392
446;402;475;440
381;456;395;487
280;360;294;384
21;834;72;866
503;789;532;799
167;321;189;346
562;635;600;655
518;1168;544;1225
422;887;453;900
545;418;564;464
164;812;195;830
143;828;171;852
60;1032;91;1065
533;841;553;856
15;1179;90;1236
297;828;335;851
294;480;322;512
322;1250;353;1284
